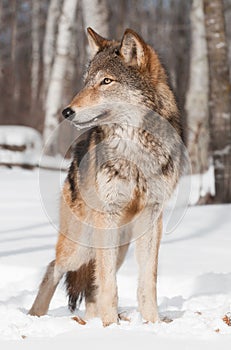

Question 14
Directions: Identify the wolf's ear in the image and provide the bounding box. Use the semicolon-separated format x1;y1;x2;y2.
120;29;148;69
87;27;109;58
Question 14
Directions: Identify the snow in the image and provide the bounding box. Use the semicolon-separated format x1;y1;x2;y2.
0;126;42;166
188;163;215;202
0;167;231;349
39;154;70;170
0;126;70;170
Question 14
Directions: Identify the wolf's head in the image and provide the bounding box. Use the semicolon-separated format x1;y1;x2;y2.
62;28;178;129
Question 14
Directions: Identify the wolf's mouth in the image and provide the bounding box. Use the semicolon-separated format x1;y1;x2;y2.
72;111;110;128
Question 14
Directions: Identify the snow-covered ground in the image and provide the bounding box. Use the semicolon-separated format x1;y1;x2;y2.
0;167;231;349
0;126;42;166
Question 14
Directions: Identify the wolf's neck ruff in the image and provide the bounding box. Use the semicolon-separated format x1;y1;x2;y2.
69;112;181;222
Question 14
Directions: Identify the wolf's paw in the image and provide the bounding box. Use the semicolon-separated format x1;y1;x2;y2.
118;311;131;322
141;311;159;324
103;320;118;327
102;314;119;327
161;315;173;323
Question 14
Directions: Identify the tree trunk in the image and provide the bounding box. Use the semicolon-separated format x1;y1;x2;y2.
169;0;191;142
186;0;209;174
43;0;62;98
10;0;17;64
43;0;78;153
204;0;231;203
10;0;19;112
31;0;40;103
82;0;109;37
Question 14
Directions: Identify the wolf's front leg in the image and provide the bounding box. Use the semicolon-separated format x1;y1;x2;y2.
85;274;98;320
95;246;118;327
28;260;63;316
135;213;162;323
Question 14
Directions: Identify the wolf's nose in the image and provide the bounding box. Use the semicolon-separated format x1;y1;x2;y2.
62;107;75;119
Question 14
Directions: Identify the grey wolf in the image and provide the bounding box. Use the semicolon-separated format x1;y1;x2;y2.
29;27;182;327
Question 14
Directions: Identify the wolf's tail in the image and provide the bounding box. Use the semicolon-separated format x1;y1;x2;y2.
65;259;96;312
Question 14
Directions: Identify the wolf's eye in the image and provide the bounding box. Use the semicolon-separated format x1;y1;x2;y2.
101;78;113;85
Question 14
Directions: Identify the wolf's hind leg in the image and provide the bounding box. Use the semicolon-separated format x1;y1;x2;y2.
28;260;63;316
84;266;98;319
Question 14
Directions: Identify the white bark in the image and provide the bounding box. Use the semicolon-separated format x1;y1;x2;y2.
31;0;40;102
43;0;61;96
43;0;78;150
66;20;77;84
82;0;109;37
185;0;209;173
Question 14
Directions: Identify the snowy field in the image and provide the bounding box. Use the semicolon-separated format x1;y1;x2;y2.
0;167;231;349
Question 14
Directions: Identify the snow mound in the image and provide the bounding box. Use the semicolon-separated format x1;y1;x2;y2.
0;126;42;167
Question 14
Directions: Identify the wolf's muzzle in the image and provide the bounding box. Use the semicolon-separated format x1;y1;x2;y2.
62;107;75;120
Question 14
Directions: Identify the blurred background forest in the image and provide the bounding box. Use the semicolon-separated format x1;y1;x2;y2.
0;0;230;203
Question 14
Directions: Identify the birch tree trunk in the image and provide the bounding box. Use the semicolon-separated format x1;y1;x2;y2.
185;0;209;174
204;0;231;203
43;0;62;97
43;0;78;152
31;0;40;103
82;0;109;37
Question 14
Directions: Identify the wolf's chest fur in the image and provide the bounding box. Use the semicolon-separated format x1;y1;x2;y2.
68;123;178;219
